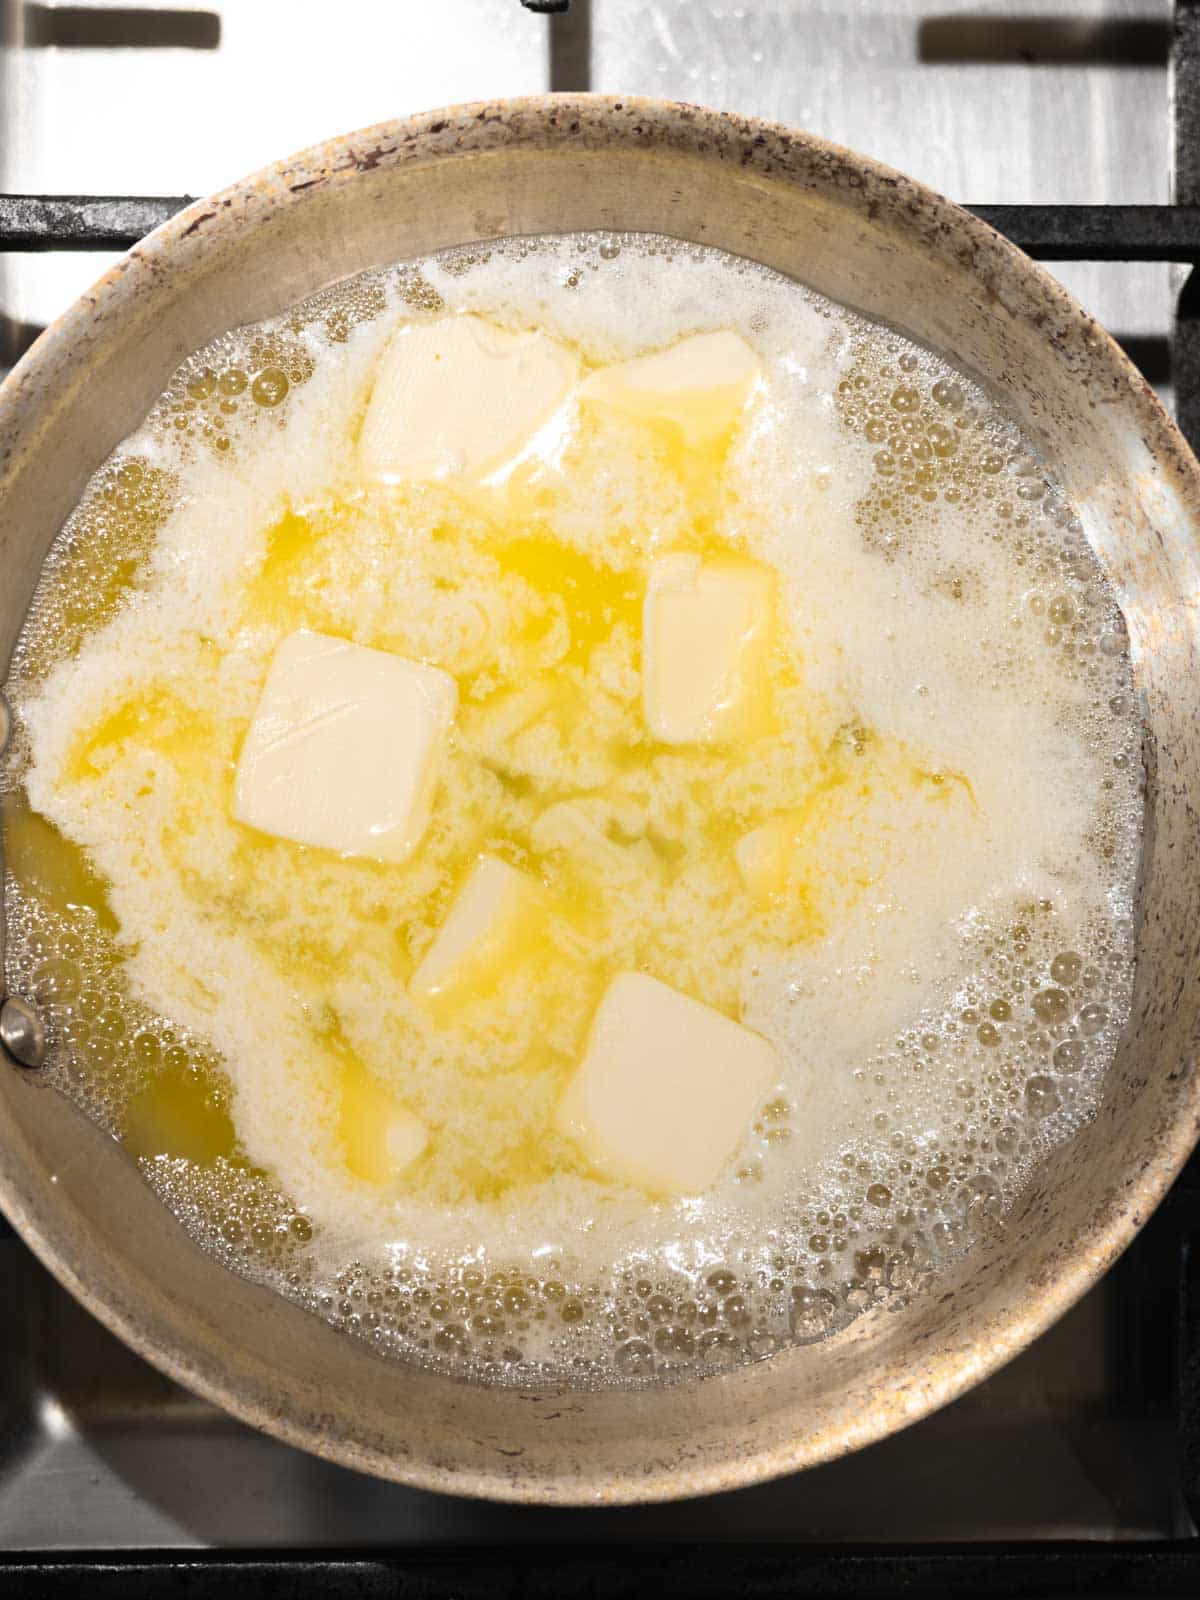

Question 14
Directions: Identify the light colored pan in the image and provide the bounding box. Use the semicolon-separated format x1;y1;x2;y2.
0;96;1197;1505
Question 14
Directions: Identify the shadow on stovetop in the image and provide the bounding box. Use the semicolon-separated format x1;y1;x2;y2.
918;13;1170;67
0;1207;1188;1551
0;4;218;51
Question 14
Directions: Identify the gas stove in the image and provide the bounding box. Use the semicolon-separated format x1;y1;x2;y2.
0;3;1197;1593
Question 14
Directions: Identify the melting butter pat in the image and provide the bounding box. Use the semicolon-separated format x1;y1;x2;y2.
579;330;760;448
358;313;577;481
735;816;796;902
642;555;773;744
339;1055;428;1185
555;972;780;1195
233;629;456;862
410;855;540;1004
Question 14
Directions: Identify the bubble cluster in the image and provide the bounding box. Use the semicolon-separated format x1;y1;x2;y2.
839;343;1132;674
153;329;317;460
11;457;177;687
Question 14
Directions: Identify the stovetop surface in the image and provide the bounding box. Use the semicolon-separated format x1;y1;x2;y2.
0;0;1196;1567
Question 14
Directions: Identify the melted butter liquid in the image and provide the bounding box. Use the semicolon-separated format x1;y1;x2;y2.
5;380;947;1194
1;235;1143;1383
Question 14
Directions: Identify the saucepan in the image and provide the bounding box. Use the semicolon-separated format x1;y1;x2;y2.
0;96;1197;1505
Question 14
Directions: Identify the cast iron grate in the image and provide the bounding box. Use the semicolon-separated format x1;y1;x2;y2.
1;5;1199;1594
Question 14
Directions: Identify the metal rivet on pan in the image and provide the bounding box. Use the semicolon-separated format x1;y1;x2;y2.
0;997;47;1070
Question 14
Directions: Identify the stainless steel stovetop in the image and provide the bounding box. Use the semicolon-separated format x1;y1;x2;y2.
0;0;1194;1560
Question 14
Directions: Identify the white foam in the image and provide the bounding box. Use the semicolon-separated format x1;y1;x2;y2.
4;234;1143;1382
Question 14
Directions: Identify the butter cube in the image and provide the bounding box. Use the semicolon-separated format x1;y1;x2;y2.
580;330;760;448
359;314;577;481
410;855;539;1003
339;1055;428;1185
555;971;779;1195
735;816;794;902
642;555;773;744
234;629;456;863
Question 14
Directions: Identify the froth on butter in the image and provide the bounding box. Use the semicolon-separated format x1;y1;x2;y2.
7;234;1142;1373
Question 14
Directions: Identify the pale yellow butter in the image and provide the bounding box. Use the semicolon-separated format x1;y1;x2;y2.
555;971;779;1195
579;329;760;447
358;313;577;481
410;854;539;1004
642;555;774;744
233;629;456;863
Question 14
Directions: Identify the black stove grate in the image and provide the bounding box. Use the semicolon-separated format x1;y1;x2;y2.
2;7;1200;1594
